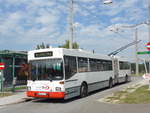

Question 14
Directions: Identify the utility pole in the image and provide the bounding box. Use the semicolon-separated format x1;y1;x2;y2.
69;0;74;49
148;0;150;41
135;28;139;75
148;0;150;73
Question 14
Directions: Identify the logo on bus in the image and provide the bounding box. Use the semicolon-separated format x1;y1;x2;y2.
42;86;50;90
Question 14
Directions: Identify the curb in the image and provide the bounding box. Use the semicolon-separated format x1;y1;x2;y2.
0;97;33;106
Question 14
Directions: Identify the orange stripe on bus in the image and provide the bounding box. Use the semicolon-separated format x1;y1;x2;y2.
27;91;65;99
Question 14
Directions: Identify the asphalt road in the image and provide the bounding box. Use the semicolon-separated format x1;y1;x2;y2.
0;77;150;113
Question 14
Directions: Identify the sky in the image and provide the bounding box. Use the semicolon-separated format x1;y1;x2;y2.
0;0;149;61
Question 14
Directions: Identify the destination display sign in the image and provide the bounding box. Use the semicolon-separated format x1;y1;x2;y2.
35;52;53;58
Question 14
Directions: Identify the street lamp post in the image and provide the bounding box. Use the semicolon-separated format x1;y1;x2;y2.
68;0;113;49
148;0;150;73
103;0;113;4
148;0;150;42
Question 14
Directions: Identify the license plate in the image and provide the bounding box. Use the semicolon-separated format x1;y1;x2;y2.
38;93;47;96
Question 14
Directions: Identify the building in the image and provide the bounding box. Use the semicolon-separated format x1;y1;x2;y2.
0;50;27;87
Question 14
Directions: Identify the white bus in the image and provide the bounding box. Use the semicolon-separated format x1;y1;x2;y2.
27;48;131;99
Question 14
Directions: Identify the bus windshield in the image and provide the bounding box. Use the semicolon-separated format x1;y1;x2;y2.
29;59;63;81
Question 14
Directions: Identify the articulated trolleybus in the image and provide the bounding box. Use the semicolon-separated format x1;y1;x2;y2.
27;48;131;99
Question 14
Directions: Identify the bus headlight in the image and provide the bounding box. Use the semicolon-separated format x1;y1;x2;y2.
56;87;61;91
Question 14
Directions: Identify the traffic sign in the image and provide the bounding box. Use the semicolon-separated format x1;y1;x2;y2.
146;42;150;51
0;63;5;70
143;74;150;79
143;74;150;89
137;51;150;55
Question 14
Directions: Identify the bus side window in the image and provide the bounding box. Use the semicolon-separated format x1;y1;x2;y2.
64;56;77;80
89;59;98;72
119;61;130;70
78;57;88;72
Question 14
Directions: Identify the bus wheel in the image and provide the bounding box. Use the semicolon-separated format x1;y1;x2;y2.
80;83;88;98
109;78;113;88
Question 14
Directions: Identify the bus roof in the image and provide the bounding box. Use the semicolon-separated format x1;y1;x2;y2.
28;48;112;61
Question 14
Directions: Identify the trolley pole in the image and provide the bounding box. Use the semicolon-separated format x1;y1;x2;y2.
135;28;139;75
69;0;74;49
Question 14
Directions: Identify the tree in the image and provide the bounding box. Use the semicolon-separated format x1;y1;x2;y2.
59;40;79;49
36;42;50;50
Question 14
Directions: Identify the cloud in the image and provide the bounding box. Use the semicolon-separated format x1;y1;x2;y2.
0;0;66;50
0;0;148;61
72;21;148;61
80;0;97;2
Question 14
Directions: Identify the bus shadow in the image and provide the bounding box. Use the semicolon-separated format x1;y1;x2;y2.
31;96;81;104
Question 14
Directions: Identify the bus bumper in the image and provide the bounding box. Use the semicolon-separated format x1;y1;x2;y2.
27;91;65;99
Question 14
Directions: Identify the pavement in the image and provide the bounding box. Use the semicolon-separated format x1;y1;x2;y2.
0;76;147;107
0;89;32;106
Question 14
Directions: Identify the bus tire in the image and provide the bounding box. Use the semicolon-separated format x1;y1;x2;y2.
80;83;88;98
109;78;113;88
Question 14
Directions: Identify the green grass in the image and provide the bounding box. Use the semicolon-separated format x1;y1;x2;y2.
105;85;150;104
0;92;13;97
126;87;135;90
3;86;26;92
105;91;127;103
121;85;150;104
15;86;26;90
0;86;26;97
131;73;144;76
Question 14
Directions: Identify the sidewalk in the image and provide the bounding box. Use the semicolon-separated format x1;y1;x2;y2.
0;90;32;106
